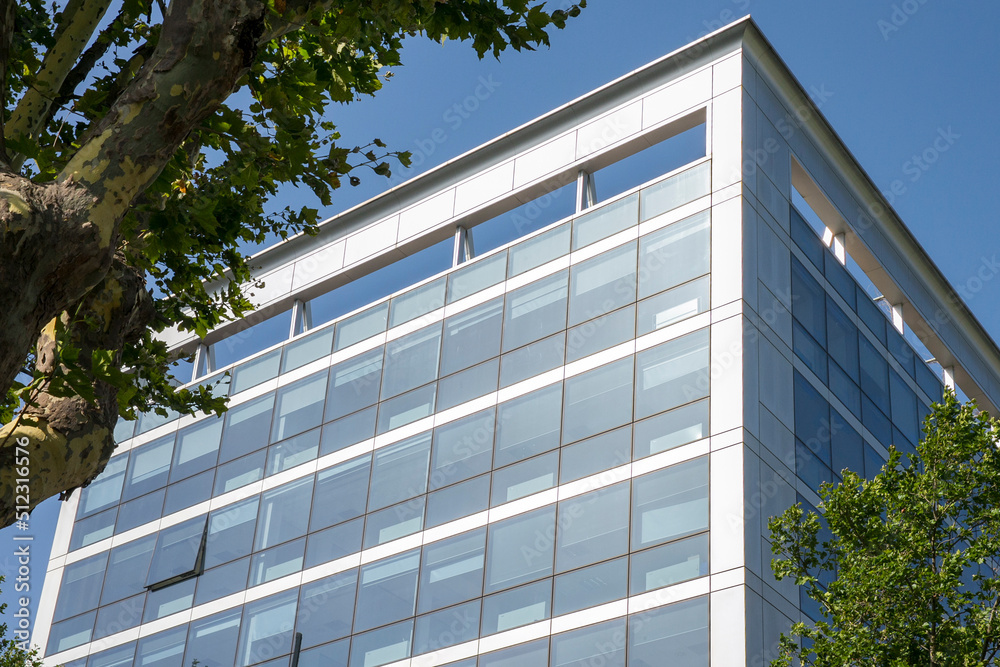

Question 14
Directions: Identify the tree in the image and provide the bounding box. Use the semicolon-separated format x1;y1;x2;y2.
768;391;1000;666
0;0;586;526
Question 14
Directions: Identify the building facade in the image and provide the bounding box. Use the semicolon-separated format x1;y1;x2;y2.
33;17;1000;667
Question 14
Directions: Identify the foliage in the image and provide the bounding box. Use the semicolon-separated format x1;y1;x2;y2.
769;391;1000;667
0;0;585;441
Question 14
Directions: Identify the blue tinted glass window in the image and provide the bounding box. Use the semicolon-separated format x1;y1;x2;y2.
296;571;357;647
355;551;420;631
495;383;562;467
220;393;274;463
440;298;503;375
320;405;377;455
326;348;383;421
791;258;827;347
183;608;243;667
793;371;831;468
271;371;327;442
628;596;709;667
502;270;568;352
552;557;627;616
482;579;550;635
210;310;290;370
310;456;370;531
418;529;486;614
637;211;710;299
632;457;708;550
431;408;495;490
255;477;313;550
369;433;432;511
551;618;626;667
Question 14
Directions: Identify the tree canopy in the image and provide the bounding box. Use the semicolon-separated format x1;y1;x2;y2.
769;391;1000;667
0;0;586;526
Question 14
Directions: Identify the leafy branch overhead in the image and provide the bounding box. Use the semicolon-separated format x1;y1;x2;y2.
769;391;1000;667
0;0;586;527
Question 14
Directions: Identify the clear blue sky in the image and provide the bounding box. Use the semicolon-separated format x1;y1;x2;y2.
5;0;999;647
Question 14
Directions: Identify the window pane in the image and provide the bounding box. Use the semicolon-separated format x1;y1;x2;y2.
572;193;638;251
502;270;568;352
500;332;565;387
791;258;827;347
628;596;709;667
94;596;144;640
195;557;250;605
221;393;275;462
566;305;635;363
794;372;831;467
116;490;164;534
633;399;709;458
637;275;710;334
826;297;859;379
437;358;499;411
632;457;708;549
136;625;186;667
305;518;363;568
426;474;490;528
556;481;629;572
146;515;206;587
205;497;259;568
491;451;559;506
184;609;243;667
326;347;383;422
376;383;436;434
635;328;709;419
369;432;432;511
55;552;109;621
255;476;313;550
78;454;127;516
390;277;446;327
509;223;570;277
552;557;627;616
281;327;334;374
47;612;95;654
413;600;481;655
364;497;425;548
448;252;506;303
440;298;503;375
310;456;371;531
355;550;420;631
831;410;865;478
640;161;711;220
266;428;320;475
171;417;223;482
320;406;376;455
123;436;174;500
793;321;828;384
211;311;290;370
335;303;388;351
638;210;710;298
382;324;442;398
431;408;495;489
418;529;486;613
213;450;265;495
630;533;709;594
551;618;626;667
482;579;550;635
101;534;156;604
495;383;562;467
231;349;281;394
237;591;298;666
569;242;637;326
563;357;633;444
70;507;117;550
143;578;195;622
271;371;327;442
163;469;213;515
890;369;919;444
486;506;555;592
559;426;631;483
250;538;305;585
350;620;413;667
296;571;358;647
859;336;890;413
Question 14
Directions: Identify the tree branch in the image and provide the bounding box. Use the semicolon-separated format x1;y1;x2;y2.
0;0;15;166
6;0;114;169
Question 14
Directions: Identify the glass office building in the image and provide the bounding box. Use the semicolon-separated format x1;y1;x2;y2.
34;17;1000;667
